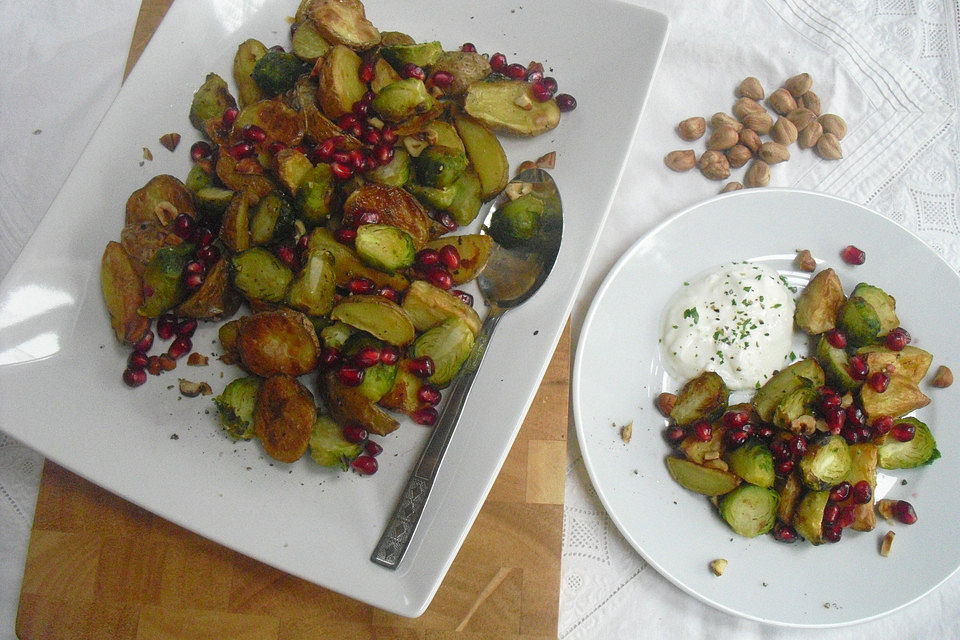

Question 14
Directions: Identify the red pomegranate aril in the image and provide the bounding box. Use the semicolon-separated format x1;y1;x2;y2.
197;244;221;265
775;459;795;475
133;330;154;353
692;420;712;442
431;71;454;88
822;524;842;543
857;425;874;442
173;213;196;239
541;76;559;94
848;355;869;381
851;480;872;504
379;345;399;365
722;409;749;429
840;244;866;265
316;137;337;159
192;226;215;248
890;421;916;442
451;289;474;306
790;435;808;457
222;107;239;128
409;356;435;379
146;355;162;376
769;440;791;461
276;244;297;268
377;286;399;302
241;124;267;143
190;140;212;162
531;79;554;102
334;227;357;246
885;327;911;351
338;365;365;387
489;52;507;72
416;248;440;268
402;63;425;80
438;244;461;270
331;161;353;180
167;336;192;359
426;267;453;290
845;404;865;426
824;406;846;432
841;426;860;444
893;500;917;524
373;143;394;165
128;350;149;370
822;503;840;525
157;314;177;340
380;126;397;145
460;42;476;52
267;141;286;155
176;318;198;338
418;385;442;406
555;93;577;112
664;426;686;446
755;425;775;441
505;63;526;79
353;345;381;369
320;346;340;368
723;428;749;449
229;142;255;160
872;415;894;436
365;440;383;457
348;149;366;170
868;371;890;393
525;69;544;83
829;481;851;503
358;60;376;83
362;128;381;145
342;423;368;444
184;272;203;289
337;113;360;130
435;211;457;232
773;523;798;543
837;504;857;528
122;367;147;387
825;329;847;349
351;455;378;475
412;407;438;426
348;277;375;295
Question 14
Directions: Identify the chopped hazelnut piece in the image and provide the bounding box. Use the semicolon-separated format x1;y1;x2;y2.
880;531;895;557
932;365;953;388
710;559;728;576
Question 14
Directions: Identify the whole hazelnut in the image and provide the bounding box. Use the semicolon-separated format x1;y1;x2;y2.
798;121;823;148
732;97;765;120
744;160;771;187
739;128;762;153
798;90;822;116
786;108;817;130
708;125;740;150
819;113;848;139
720;181;743;193
742;111;774;135
817;132;843;159
677;116;706;141
768;88;797;116
784;72;813;97
665;149;696;172
726;144;752;168
710;112;743;131
699;150;731;180
737;77;764;101
771;117;798;145
759;141;790;164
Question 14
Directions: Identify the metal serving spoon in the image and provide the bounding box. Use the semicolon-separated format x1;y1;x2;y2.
371;167;562;569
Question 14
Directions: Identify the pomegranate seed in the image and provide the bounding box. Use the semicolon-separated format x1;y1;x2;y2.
197;244;221;265
133;330;154;353
722;409;749;429
377;286;399;302
868;371;890;393
342;423;368;444
824;406;846;432
773;523;798;543
276;244;297;268
755;425;775;441
185;271;206;289
331;161;353;180
842;426;861;444
221;107;239;129
241;124;267;143
460;42;476;52
418;385;442;406
176;318;198;338
822;524;842;543
848;355;869;380
373;143;394;165
320;347;340;368
723;428;749;449
362;128;381;145
664;426;686;445
893;500;917;524
379;126;397;145
885;327;911;351
128;350;149;370
530;82;554;103
857;425;874;442
790;436;808;457
822;503;840;525
851;480;872;504
409;356;435;379
825;329;847;349
416;248;441;268
412;407;438;426
338;113;360;130
167;336;192;359
157;314;177;340
185;263;205;282
435;211;458;232
890;421;916;442
526;69;544;83
379;345;399;365
358;60;376;83
426;267;453;290
353;345;381;368
402;63;425;80
769;440;791;461
837;504;857;528
338;365;365;387
122;367;147;387
439;245;461;270
692;420;712;442
775;459;795;475
431;71;454;88
360;90;375;106
315;137;337;160
489;52;507;72
190;141;213;162
365;440;383;457
353;101;370;118
555;93;577;112
873;415;894;435
840;244;866;265
229;142;255;160
829;481;851;503
505;63;526;79
451;289;474;306
173;213;196;239
146;355;163;375
192;226;215;248
267;141;286;155
351;455;378;475
334;227;357;245
348;149;366;169
541;77;559;94
348;277;375;295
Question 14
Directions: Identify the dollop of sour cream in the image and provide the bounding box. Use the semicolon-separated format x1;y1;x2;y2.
660;263;796;390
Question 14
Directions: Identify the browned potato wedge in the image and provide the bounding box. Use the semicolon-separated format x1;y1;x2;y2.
232;99;304;148
423;120;464;152
794;268;845;334
218;319;241;362
236;309;320;377
330;295;416;346
234;38;268;107
177;257;241;320
453;112;508;200
845;443;878;531
860;374;931;422
319;369;399;436
275;148;314;194
215;149;274;203
370;56;401;94
125;175;196;226
343;184;433;249
254;374;316;462
378;31;415;47
378;359;423;416
306;227;409;291
219;192;252;253
431;51;492;96
305;0;380;51
293;78;362;148
401;280;481;335
857;345;933;384
423;234;492;285
101;241;150;345
317;45;367;119
120;221;182;272
464;80;560;136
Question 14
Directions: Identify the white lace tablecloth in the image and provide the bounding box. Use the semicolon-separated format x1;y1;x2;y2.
1;0;958;638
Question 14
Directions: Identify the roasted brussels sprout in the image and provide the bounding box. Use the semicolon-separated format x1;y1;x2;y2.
815;335;859;393
251;50;307;97
319;369;399;436
445;166;483;226
276;148;314;194
220;192;252;253
250;192;296;246
876;417;939;469
371;78;435;122
453;113;508;200
254;374;316;463
308;413;361;468
851;283;898;336
414;145;468;189
668;371;730;427
380;41;442;70
291;20;331;61
307;227;409;291
793;490;831;544
401;280;481;335
725;442;775;488
488;192;545;248
719;484;779;538
189;72;238;130
101;241;149;345
215;376;262;439
798;434;852;490
355;224;416;273
406;182;456;210
231;247;294;303
330;295;416;346
319;321;354;350
178;257;241;320
194;186;235;218
366;147;411;187
234;39;269;107
233;99;305;148
772;386;817;431
235;309;320;377
665;456;741;496
836;296;881;347
793;268;845;335
138;242;195;317
295;163;336;223
752;358;824;423
285;249;336;316
343;184;433;249
317;44;367;119
412;317;475;387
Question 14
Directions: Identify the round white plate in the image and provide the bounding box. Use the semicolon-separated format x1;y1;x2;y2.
573;189;960;627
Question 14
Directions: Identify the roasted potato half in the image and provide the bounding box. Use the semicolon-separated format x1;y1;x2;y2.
125;175;196;226
254;374;316;462
236;309;320;377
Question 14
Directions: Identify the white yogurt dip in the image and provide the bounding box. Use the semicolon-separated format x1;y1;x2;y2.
660;263;796;390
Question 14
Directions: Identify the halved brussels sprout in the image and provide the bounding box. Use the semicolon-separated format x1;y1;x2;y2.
371;78;435;122
445;166;483;226
355;224;416;273
194;186;235;218
231;247;294;303
793;490;831;544
330;295;416;346
125;174;196;226
798;434;852;490
836;296;881;347
189;72;238;130
378;359;424;416
295;163;336;223
422;120;465;152
366;147;411;187
851;283;898;336
233;39;269;107
138;242;195;317
401;280;481;335
815;335;860;393
406;182;457;210
343;184;433;249
215;376;262;439
318;369;399;436
254;374;316;463
876;417;939;469
772;386;817;431
488;192;545;248
177;257;241;320
412;317;475;387
220;192;252;253
725;442;775;488
752;358;824;423
669;371;730;427
380;41;442;71
370;56;402;94
285;249;336;317
464;80;560;136
291;20;331;61
307;227;409;291
320;321;355;350
719;484;779;538
252;50;307;97
317;44;367;119
185;164;214;193
414;145;468;189
309;413;361;468
235;310;320;377
215;147;275;203
793;268;845;335
233;99;305;148
775;472;802;525
250;192;296;246
665;456;741;496
101;241;149;345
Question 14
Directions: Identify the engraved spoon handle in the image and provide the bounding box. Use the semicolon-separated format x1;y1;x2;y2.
371;305;505;569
